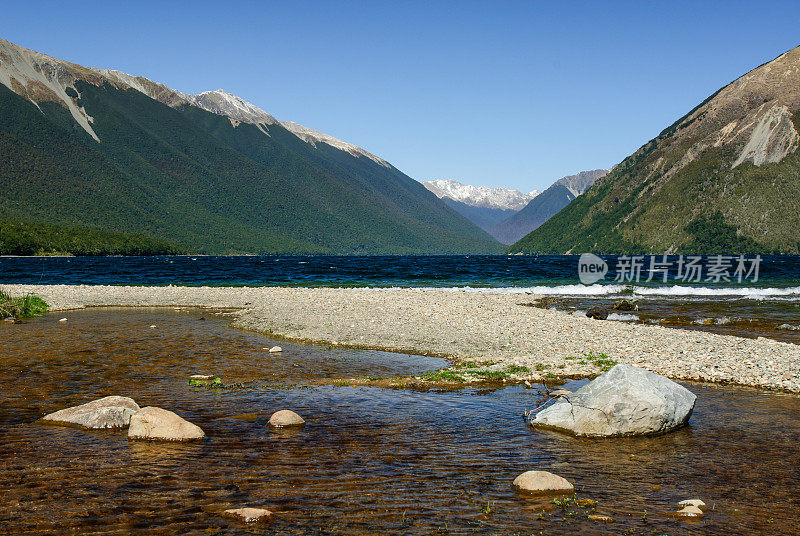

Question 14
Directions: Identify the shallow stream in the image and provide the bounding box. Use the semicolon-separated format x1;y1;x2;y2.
1;308;799;535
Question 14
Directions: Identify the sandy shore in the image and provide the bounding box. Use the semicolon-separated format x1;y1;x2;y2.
2;284;799;393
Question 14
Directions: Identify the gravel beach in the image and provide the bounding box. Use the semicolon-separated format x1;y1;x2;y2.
3;284;799;393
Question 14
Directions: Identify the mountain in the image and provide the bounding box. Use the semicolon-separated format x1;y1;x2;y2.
422;179;539;239
510;46;800;254
491;169;607;244
0;38;502;255
422;179;539;211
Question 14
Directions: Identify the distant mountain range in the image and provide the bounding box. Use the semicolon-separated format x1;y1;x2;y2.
423;171;606;244
492;170;607;244
421;180;539;238
511;45;800;254
0;38;502;255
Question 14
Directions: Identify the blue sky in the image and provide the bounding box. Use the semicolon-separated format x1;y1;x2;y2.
2;1;798;191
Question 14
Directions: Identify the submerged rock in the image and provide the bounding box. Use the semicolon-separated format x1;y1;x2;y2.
678;499;707;511
268;409;305;427
188;375;221;387
128;407;205;441
223;507;273;523
268;346;282;353
512;470;573;493
529;364;696;437
40;396;140;429
613;299;637;311
586;307;608;320
676;505;704;517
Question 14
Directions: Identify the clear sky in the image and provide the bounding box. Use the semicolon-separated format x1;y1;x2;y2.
1;1;798;191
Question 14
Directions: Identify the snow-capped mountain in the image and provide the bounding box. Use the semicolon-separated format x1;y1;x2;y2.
0;37;501;254
422;179;539;211
0;38;387;166
491;169;608;244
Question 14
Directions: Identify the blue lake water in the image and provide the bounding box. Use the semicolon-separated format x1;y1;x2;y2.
1;254;799;289
3;254;800;342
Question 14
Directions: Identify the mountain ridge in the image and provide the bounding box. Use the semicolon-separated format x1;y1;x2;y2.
491;169;607;244
0;37;501;255
422;179;539;211
509;45;800;254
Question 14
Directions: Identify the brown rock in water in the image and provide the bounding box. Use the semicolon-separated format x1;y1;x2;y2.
512;470;573;493
586;307;608;320
40;396;140;429
613;299;637;311
223;507;274;523
268;409;305;427
128;407;204;441
587;514;613;522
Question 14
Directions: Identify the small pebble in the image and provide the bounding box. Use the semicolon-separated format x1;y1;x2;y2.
587;514;613;522
223;507;273;523
58;318;67;322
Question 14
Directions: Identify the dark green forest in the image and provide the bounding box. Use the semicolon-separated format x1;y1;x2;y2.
0;82;501;255
0;219;181;256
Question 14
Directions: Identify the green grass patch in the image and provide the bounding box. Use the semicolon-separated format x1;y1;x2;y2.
188;377;222;388
423;369;466;383
584;352;617;371
467;369;509;380
504;364;530;375
0;291;49;319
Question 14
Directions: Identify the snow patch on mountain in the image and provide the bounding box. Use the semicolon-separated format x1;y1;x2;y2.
422;179;540;211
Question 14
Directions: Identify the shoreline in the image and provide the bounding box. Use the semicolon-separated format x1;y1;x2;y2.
2;284;799;393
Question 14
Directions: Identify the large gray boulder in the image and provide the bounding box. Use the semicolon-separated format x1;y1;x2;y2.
40;396;140;429
530;364;696;437
128;407;205;441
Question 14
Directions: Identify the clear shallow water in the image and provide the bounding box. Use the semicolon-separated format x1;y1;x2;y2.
1;308;800;535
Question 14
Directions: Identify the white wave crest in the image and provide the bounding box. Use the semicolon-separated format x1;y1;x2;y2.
631;285;800;298
431;284;800;300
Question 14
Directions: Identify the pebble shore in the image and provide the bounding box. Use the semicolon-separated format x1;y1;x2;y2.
2;285;799;392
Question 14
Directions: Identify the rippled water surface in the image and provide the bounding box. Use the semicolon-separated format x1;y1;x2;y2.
2;308;800;535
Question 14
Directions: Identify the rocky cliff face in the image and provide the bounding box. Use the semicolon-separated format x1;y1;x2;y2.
511;45;800;254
